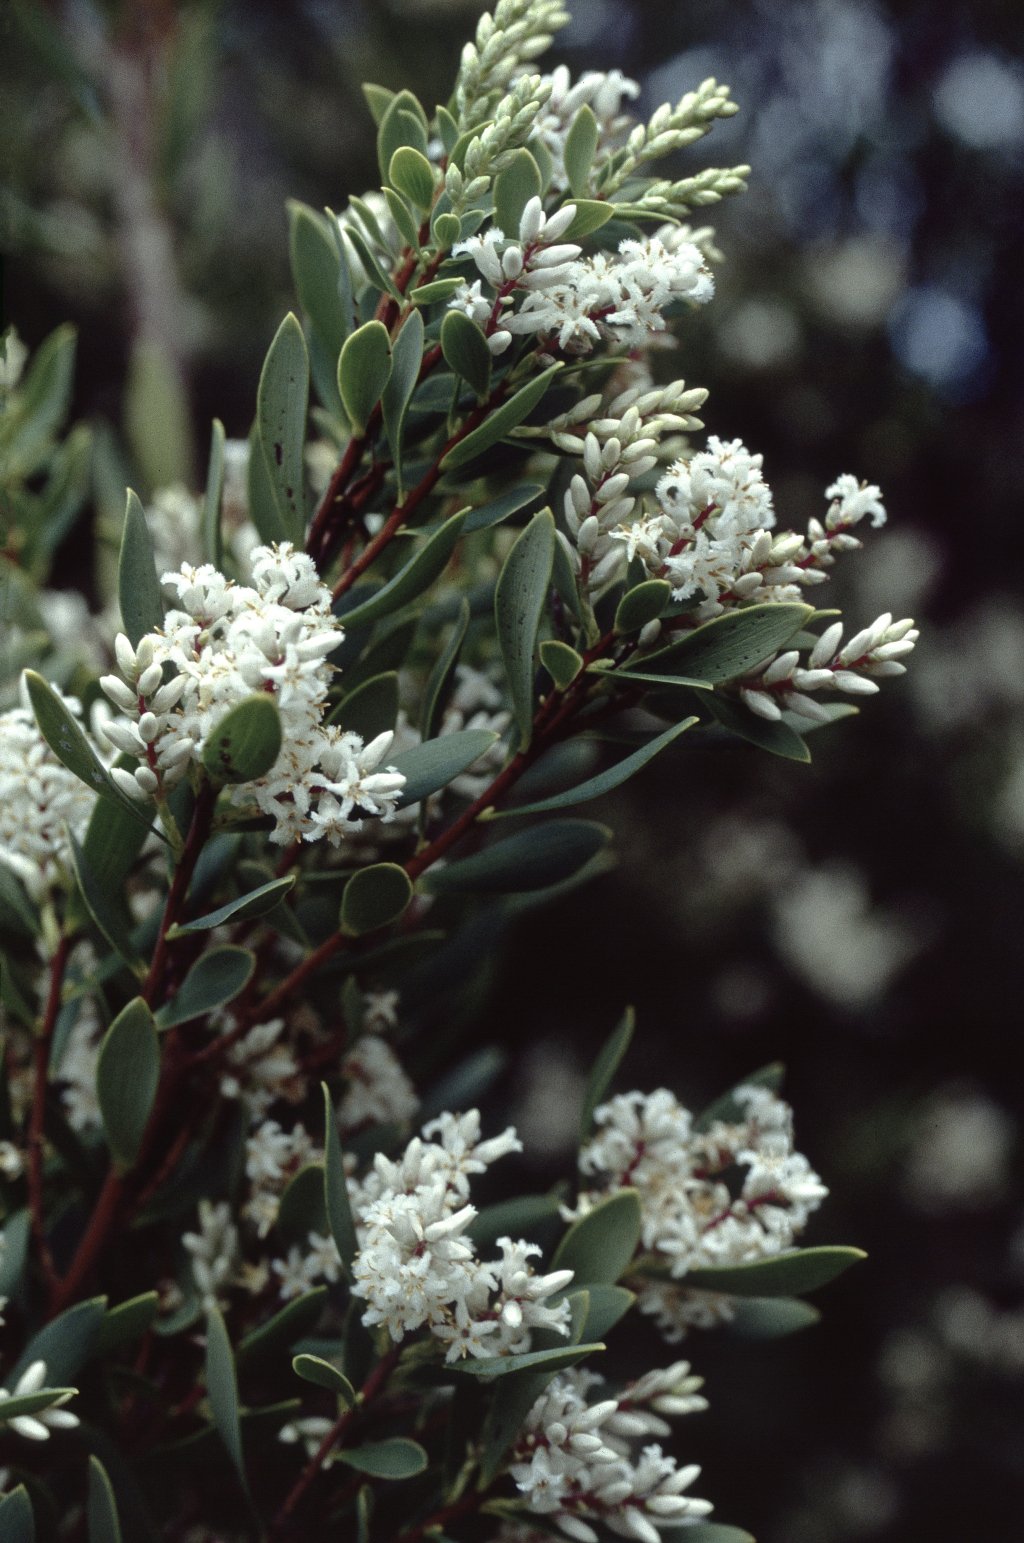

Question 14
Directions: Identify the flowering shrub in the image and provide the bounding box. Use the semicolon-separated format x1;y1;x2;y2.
0;2;912;1537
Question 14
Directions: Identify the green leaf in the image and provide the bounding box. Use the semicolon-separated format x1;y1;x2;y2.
378;89;429;184
236;1287;328;1372
384;187;423;254
168;876;296;936
203;418;226;569
118;489;164;648
391;728;499;807
155;946;256;1029
705;691;811;762
96;997;160;1169
560;200;615;240
87;1456;122;1543
0;322;76;476
68;832;146;976
606;669;712;691
435;104;459;154
327;672;400;741
419;483;546;536
580;1283;635;1340
493;148;543;238
339;319;394;441
276;1164;328;1246
550;1189;642;1285
0;1487;34;1543
0;1387;77;1424
563;105;599;198
205;1306;245;1483
292;1355;356;1403
201;695;282;784
440;362;564;472
288;201;349;360
0;864;39;938
623;602;813;683
454;1343;604;1377
0;1209;31;1296
93;1292;160;1357
580;1007;634;1142
346;222;403;302
729;1296;821;1339
336;1438;428;1479
685;1246;866;1297
468;1194;561;1251
23;670;152;827
693;1062;785;1133
422;819;611;895
339;508;467;630
422;599;469;740
493;718;697;818
257;312;309;544
680;1529;755;1543
362;82;395;126
323;1082;358;1278
539;639;582;689
389;146;435;211
441;309;492;400
409;276;465;305
341;863;413;935
7;1297;107;1389
615;579;671;635
495;508;555;750
381;309;424;493
247;417;288;543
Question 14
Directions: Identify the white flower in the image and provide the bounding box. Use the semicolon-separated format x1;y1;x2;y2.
337;1034;419;1133
182;1199;240;1312
0;683;100;902
0;1361;79;1440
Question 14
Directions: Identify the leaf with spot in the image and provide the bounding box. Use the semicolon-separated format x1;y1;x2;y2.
257;312;309;544
201;696;282;784
622;602;813;684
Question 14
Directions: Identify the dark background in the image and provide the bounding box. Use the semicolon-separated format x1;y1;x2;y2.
3;1;1024;1538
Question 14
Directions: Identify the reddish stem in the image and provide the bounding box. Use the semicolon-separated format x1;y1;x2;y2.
29;935;70;1289
142;780;218;1007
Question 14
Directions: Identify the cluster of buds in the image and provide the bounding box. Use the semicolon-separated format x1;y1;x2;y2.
740;613;920;723
454;0;569;129
595;78;742;198
446;75;555;213
99;633;191;800
450;197;583;353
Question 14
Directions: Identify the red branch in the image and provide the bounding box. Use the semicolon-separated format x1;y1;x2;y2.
29;934;70;1290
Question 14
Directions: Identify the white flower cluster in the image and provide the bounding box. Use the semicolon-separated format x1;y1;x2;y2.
55;996;104;1132
337;1031;419;1134
577;1085;828;1342
450;199;713;357
0;683;98;902
182;1199;240;1314
243;1118;321;1240
528;66;641;193
0;1361;79;1441
98;543;406;845
219;1016;298;1122
350;1110;573;1360
510;1365;711;1543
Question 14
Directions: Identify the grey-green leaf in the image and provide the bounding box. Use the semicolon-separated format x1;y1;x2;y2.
247;417;288;543
563;105;599;198
539;639;582;690
276;1164;328;1246
118;489;164;648
292;1355;356;1403
327;672;399;741
422;819;611;895
560;200;615;240
440;362;564;471
338;319;393;437
0;1387;77;1424
391;727;499;807
204;418;226;569
685;1246;867;1298
68;832;146;977
495;508;555;750
236;1287;328;1372
0;1487;34;1543
389;146;435;211
257;312;309;544
87;1456;122;1543
323;1082;358;1277
681;1528;755;1543
377;89;430;184
201;695;282;784
0;1209;31;1297
550;1189;642;1285
615;579;671;635
24;670;152;827
93;1292;160;1356
623;602;813;683
417;483;546;536
168;877;296;936
468;1194;561;1251
580;1283;635;1341
441;309;492;400
422;599;469;740
341;863;412;936
288;201;349;360
410;276;465;305
155;946;256;1029
338;508;467;630
96;996;160;1168
382;311;424;494
6;1297;106;1389
580;1007;634;1142
493;148;543;238
729;1296;821;1339
206;1306;245;1482
493;718;697;818
336;1438;428;1479
705;691;811;763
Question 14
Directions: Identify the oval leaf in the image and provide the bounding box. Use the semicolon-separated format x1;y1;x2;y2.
169;876;296;936
292;1354;356;1403
493;148;543;238
336;1437;427;1479
0;1487;34;1543
615;579;671;635
277;1164;329;1246
6;1297;106;1389
381;308;424;491
288;201;349;360
440;362;564;471
0;1208;31;1297
205;1305;245;1482
155;946;256;1029
563;104;599;198
580;1283;635;1341
202;696;282;784
685;1246;867;1298
468;1194;561;1252
322;1082;358;1278
87;1456;122;1543
390;728;499;807
493;718;697;817
539;639;583;690
623;602;813;683
24;671;152;827
341;863;412;935
327;672;399;742
93;1292;160;1357
550;1189;642;1285
729;1296;821;1339
495;508;555;750
409;277;465;305
338;320;393;436
96;997;160;1169
580;1007;634;1142
422;819;611;896
441;309;492;400
118;489;164;648
389;146;435;211
560;200;615;240
339;508;467;631
257;312;309;544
